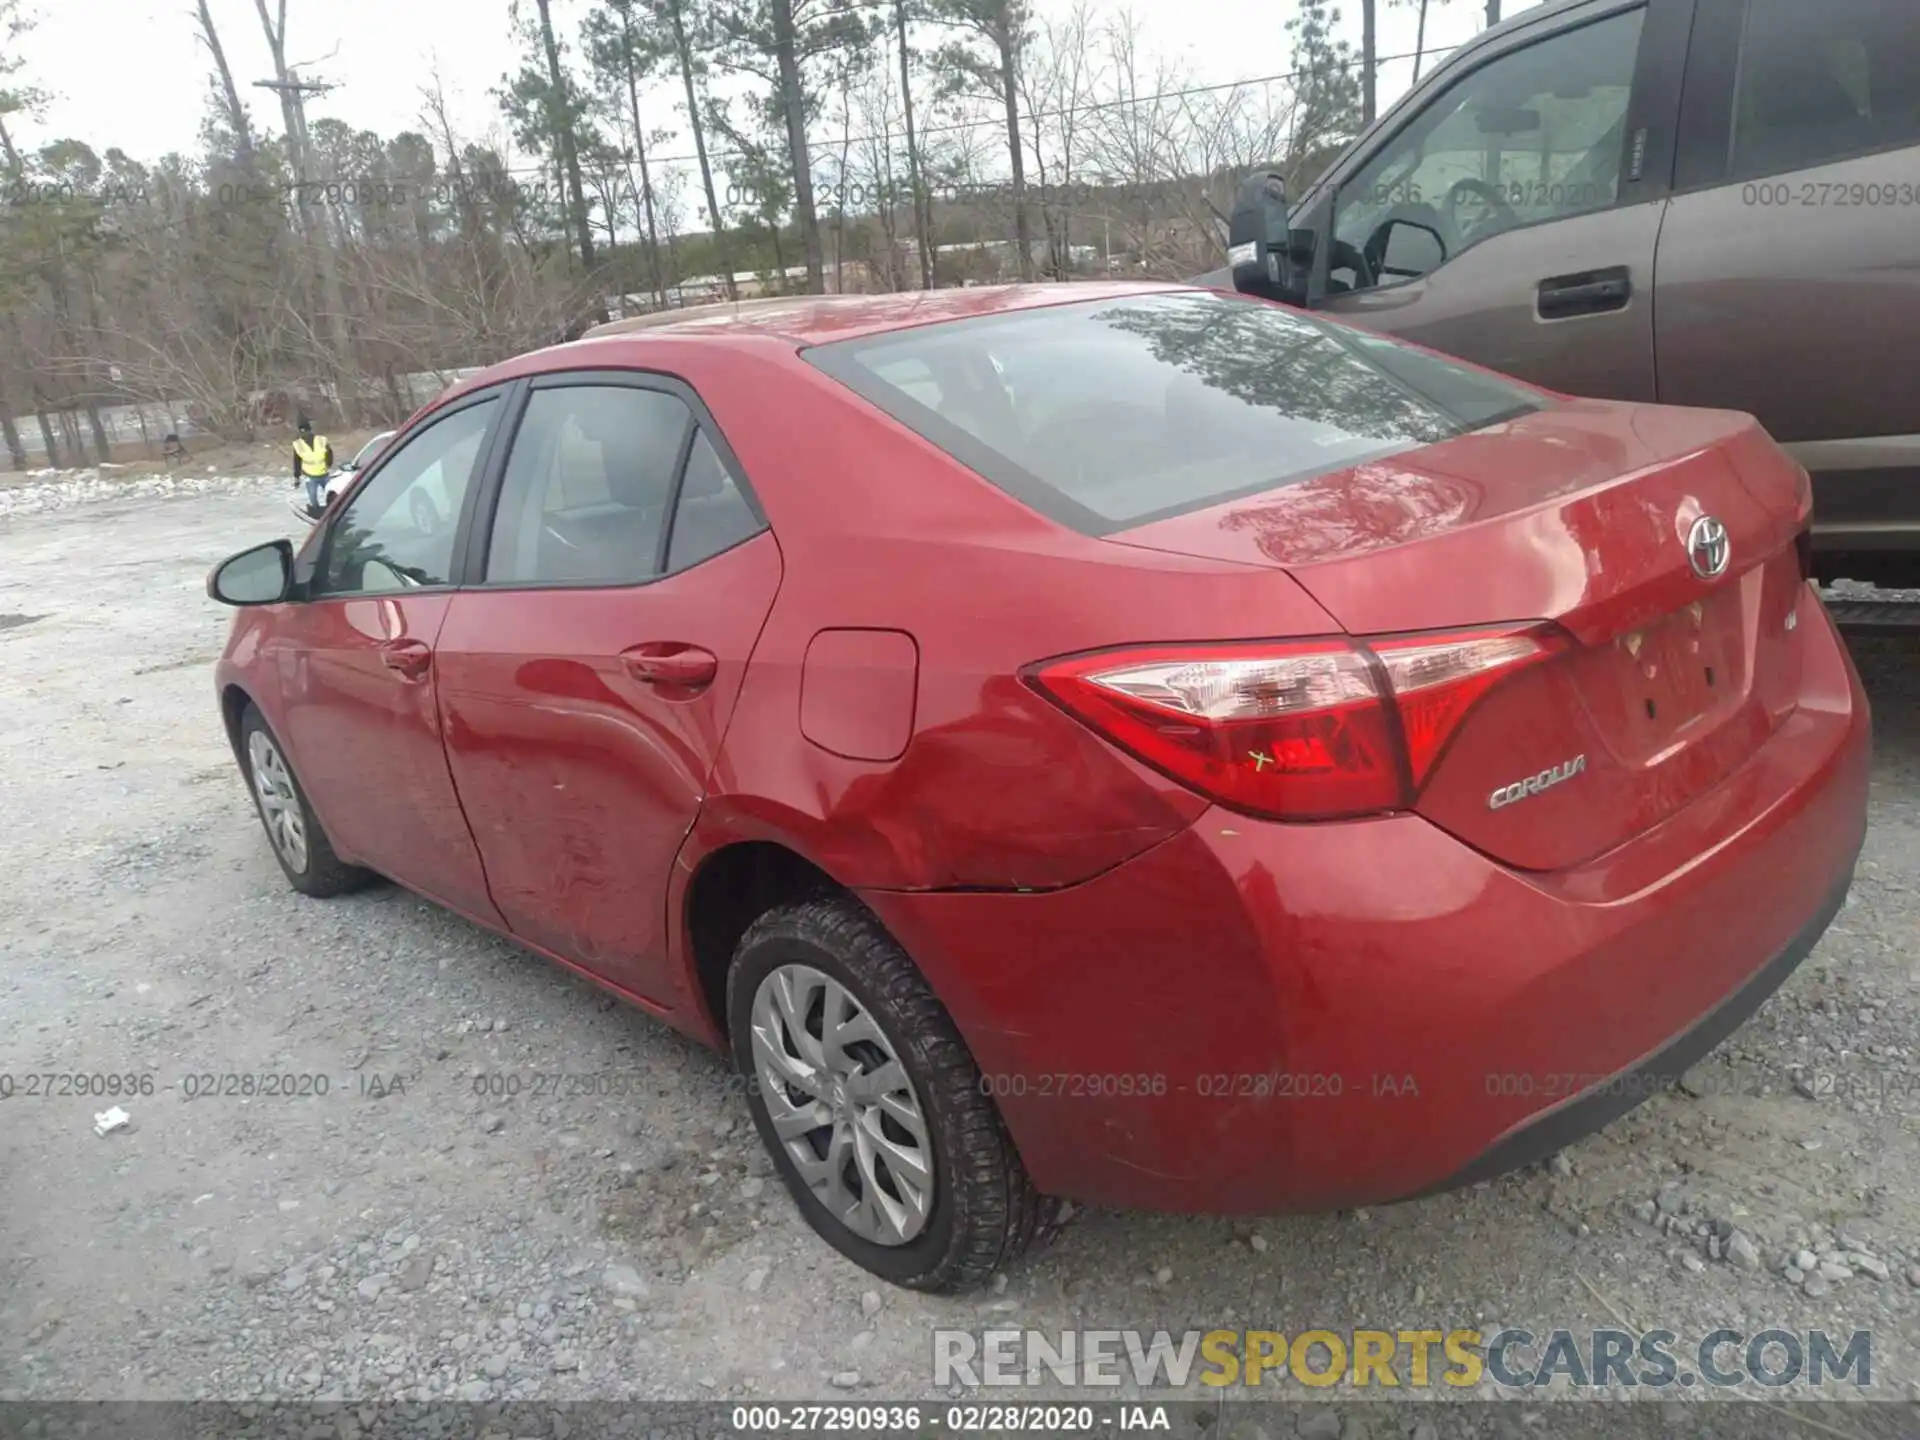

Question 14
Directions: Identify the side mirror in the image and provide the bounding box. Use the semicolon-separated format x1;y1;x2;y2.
207;539;294;607
1374;217;1448;280
1227;170;1311;305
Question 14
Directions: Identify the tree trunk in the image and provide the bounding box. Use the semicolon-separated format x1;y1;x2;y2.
82;277;112;462
617;2;667;306
0;142;30;471
197;0;256;161
1362;0;1377;124
895;0;933;290
835;89;853;296
58;409;83;466
996;31;1033;281
1414;0;1430;81
33;399;61;470
670;0;736;300
252;0;358;425
770;0;824;294
533;0;600;280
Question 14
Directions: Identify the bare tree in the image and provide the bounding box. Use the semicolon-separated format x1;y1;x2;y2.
893;0;932;288
585;0;669;305
930;0;1035;279
529;0;598;272
250;0;357;422
1019;1;1097;280
664;0;737;298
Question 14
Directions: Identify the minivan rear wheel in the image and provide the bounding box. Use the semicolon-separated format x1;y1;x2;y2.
727;898;1054;1291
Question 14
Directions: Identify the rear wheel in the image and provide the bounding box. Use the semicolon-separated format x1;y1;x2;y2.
238;705;374;898
728;898;1054;1291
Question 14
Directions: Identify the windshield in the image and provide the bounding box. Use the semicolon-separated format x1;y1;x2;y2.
805;291;1547;535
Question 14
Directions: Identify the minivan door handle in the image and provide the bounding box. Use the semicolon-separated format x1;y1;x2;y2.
1537;267;1632;319
620;642;718;693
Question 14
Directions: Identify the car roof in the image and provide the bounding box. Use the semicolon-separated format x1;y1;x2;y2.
430;281;1210;410
577;281;1198;347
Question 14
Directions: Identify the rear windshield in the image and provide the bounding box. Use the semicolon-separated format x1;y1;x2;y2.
805;290;1548;535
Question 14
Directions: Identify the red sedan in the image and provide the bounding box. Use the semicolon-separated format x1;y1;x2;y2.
208;283;1870;1291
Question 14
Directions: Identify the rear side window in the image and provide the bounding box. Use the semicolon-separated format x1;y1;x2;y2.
667;432;763;570
805;291;1546;535
485;386;691;585
1730;0;1920;178
1681;0;1920;186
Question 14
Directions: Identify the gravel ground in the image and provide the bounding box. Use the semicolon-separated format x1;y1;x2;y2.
2;480;1918;1424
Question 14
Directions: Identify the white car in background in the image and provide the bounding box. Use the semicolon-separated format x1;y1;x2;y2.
318;430;394;509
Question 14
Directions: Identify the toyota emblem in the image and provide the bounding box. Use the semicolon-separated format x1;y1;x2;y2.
1686;515;1730;580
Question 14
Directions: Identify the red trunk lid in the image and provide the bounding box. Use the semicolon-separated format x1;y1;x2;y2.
1113;399;1816;870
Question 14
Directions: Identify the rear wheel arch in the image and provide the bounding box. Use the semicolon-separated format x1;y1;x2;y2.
684;839;844;1041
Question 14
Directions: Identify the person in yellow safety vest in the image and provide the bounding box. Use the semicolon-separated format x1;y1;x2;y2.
293;417;334;516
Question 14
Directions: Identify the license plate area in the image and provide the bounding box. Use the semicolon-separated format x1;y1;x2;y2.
1570;586;1751;765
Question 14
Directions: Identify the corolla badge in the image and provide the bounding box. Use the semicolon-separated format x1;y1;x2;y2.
1686;514;1731;580
1488;754;1587;811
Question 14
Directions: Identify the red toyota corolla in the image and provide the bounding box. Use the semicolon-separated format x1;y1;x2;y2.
208;283;1870;1291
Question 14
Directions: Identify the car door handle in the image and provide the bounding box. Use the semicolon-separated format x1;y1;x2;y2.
1537;267;1632;319
379;638;433;681
620;643;718;692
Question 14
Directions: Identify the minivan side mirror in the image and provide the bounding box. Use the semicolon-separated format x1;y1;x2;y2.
207;539;294;606
1227;170;1312;306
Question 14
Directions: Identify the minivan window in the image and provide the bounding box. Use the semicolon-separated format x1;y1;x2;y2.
805;291;1547;535
1729;0;1920;179
1330;8;1645;293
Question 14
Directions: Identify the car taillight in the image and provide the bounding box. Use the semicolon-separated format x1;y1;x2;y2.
1371;626;1562;786
1024;625;1564;821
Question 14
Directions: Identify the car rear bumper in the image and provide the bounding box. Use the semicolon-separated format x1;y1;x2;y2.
1402;851;1854;1200
858;588;1872;1212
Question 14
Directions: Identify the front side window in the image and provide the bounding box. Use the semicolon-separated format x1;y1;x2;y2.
315;399;495;595
1729;0;1920;179
485;386;692;586
807;290;1548;535
1330;8;1645;293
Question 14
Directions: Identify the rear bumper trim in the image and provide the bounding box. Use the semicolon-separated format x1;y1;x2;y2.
1401;828;1864;1201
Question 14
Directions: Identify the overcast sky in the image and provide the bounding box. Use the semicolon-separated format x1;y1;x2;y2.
18;0;1537;178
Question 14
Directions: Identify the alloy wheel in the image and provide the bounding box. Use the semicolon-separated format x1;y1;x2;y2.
748;963;935;1246
248;730;309;874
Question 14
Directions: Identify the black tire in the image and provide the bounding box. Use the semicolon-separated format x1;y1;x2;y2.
727;897;1056;1292
237;704;376;899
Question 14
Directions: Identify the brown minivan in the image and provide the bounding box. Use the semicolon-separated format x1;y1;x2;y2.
1199;0;1920;588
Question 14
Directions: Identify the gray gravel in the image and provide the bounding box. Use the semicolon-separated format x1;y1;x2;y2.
2;482;1918;1409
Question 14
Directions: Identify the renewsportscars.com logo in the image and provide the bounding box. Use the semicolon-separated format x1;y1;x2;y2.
933;1327;1874;1392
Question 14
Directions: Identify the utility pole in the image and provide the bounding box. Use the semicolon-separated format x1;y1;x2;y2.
254;57;357;424
1486;0;1501;26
